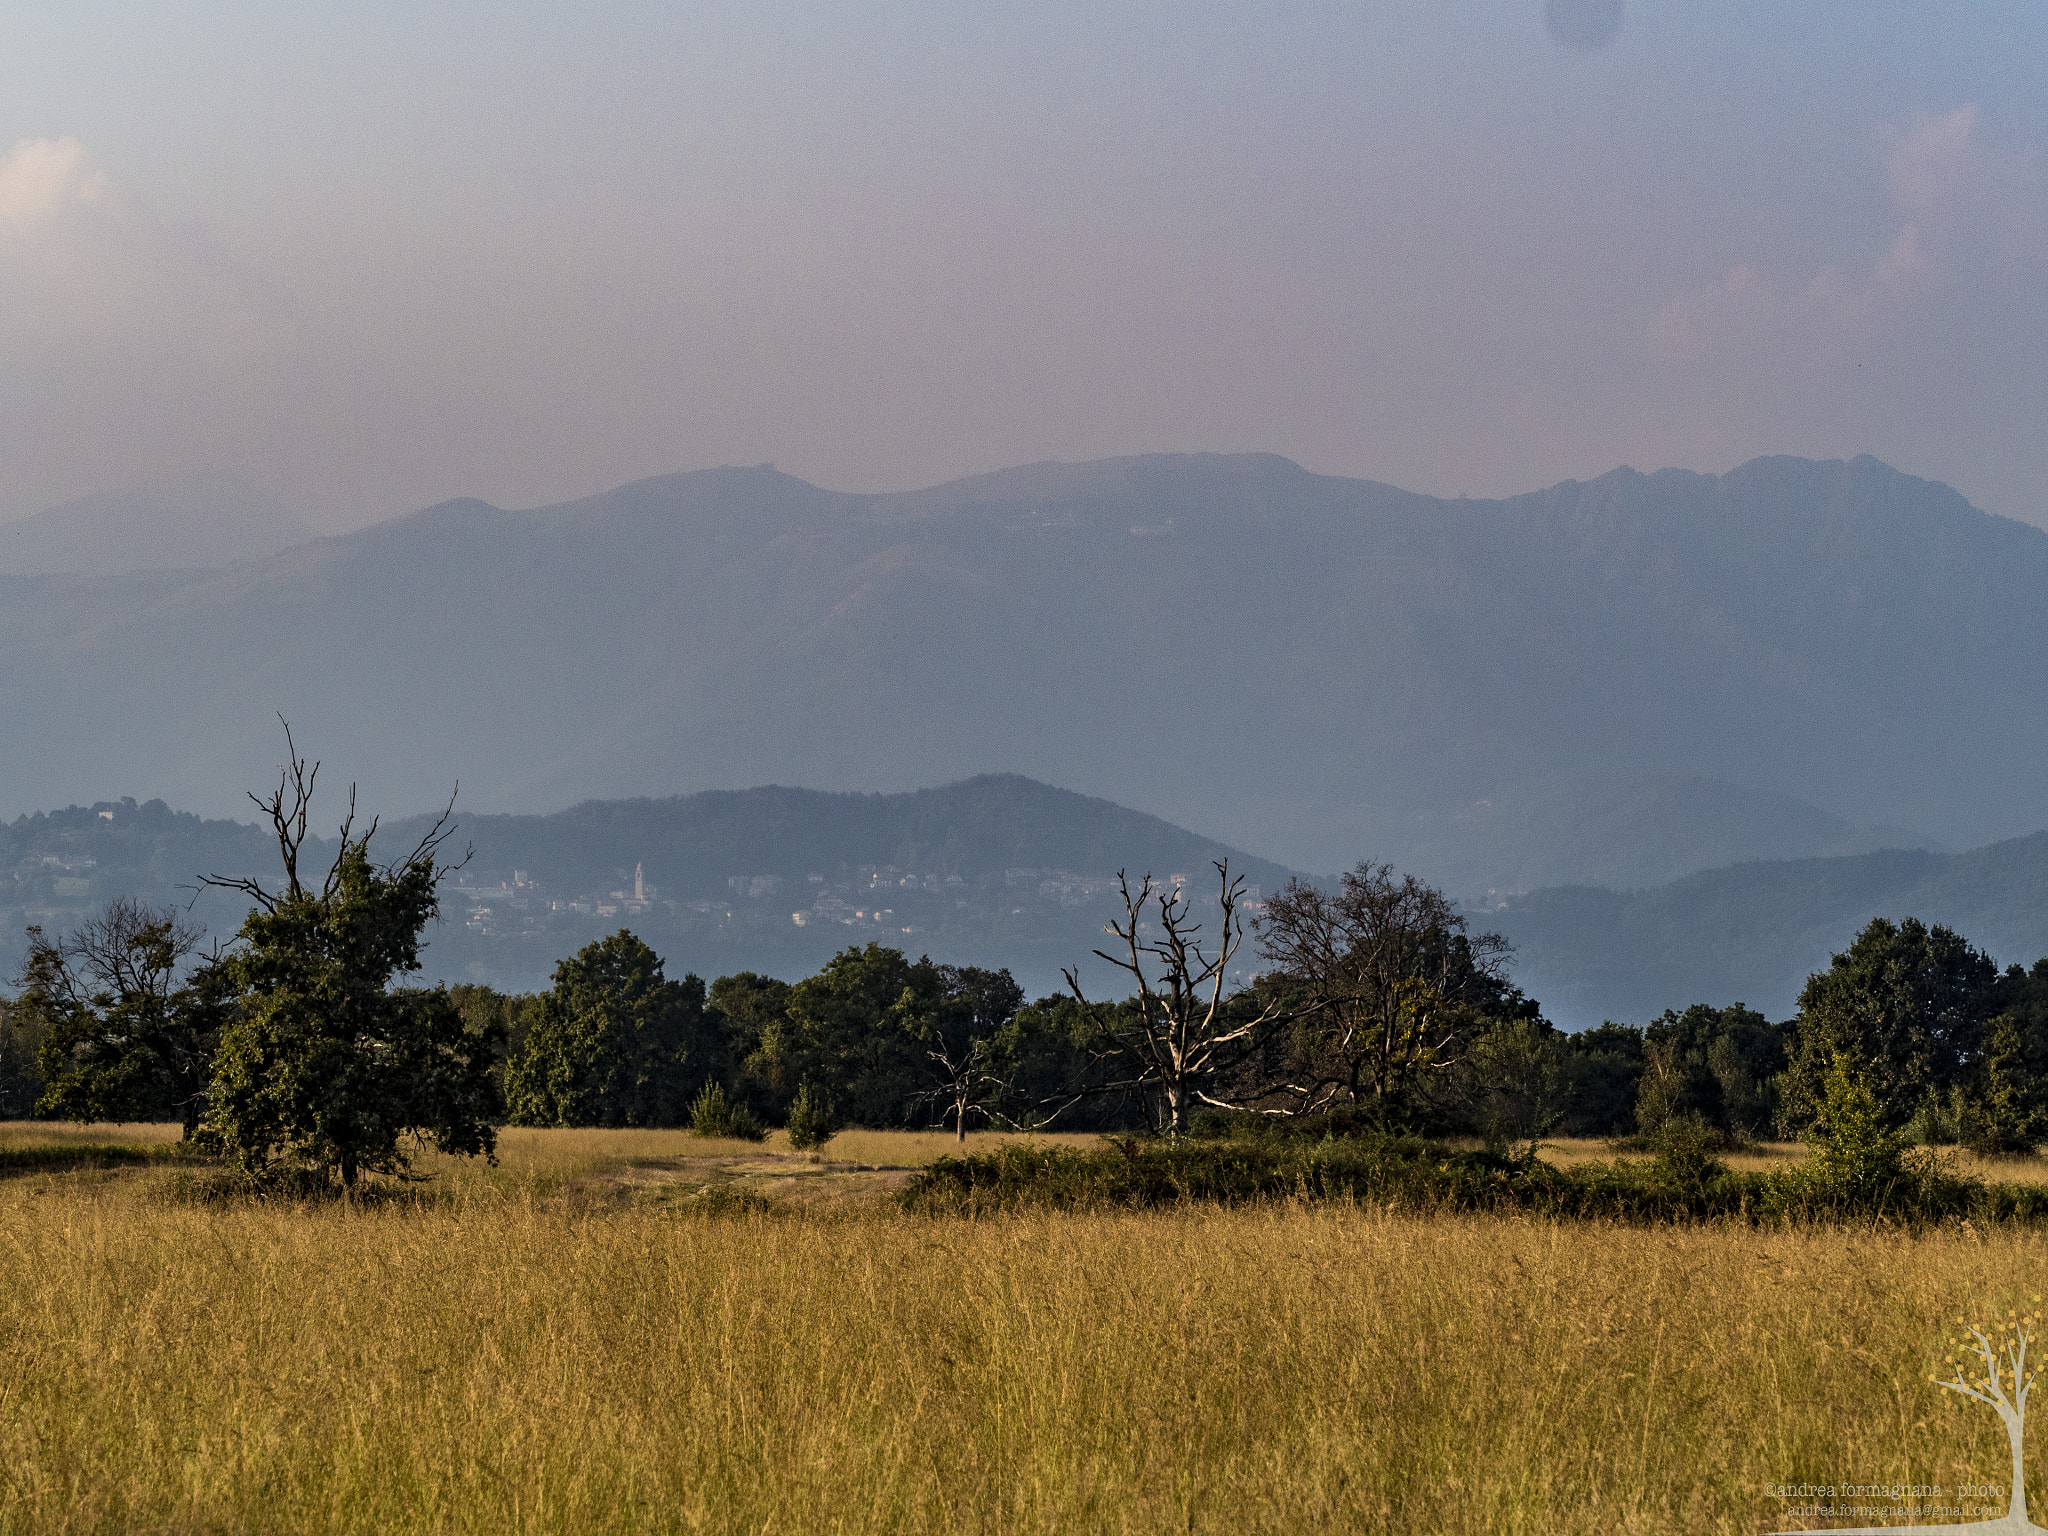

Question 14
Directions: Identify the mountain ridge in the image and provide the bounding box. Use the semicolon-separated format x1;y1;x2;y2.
0;475;316;577
6;772;2046;1025
0;450;2039;893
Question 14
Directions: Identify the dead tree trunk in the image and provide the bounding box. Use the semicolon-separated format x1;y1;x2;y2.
1063;862;1283;1137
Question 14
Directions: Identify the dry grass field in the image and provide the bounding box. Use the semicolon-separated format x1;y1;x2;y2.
1;1124;2043;1534
1540;1134;2048;1186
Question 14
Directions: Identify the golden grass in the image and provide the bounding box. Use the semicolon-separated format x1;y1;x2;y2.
0;1120;183;1150
3;1127;2047;1533
392;1126;1116;1205
1540;1137;1812;1177
1540;1135;2048;1186
796;1126;1104;1167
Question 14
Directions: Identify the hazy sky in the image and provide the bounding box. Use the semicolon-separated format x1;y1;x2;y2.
3;1;2044;530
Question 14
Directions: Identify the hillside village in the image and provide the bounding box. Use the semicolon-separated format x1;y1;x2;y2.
443;860;1254;994
455;861;1249;938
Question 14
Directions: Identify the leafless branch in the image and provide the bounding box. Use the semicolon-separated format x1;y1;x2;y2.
199;721;467;911
1063;861;1287;1135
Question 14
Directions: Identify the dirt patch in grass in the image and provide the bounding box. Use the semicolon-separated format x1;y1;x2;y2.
568;1149;923;1211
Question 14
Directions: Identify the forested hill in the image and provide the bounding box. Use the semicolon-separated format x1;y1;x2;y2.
0;799;286;988
1492;831;2048;1029
0;777;1298;998
0;451;2038;894
380;774;1296;898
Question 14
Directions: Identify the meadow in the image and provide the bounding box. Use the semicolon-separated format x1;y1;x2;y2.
1;1124;2043;1534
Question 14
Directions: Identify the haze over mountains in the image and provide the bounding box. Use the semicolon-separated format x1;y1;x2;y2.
0;475;314;577
0;450;2041;900
1492;830;2048;1029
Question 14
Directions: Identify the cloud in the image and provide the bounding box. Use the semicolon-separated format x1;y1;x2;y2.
0;135;287;351
1647;234;1923;357
0;137;109;230
1648;104;2041;359
0;137;301;516
1884;104;1980;222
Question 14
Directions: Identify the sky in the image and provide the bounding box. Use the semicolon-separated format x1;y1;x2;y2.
2;0;2044;532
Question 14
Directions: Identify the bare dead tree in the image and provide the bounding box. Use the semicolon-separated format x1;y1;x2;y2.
913;965;1025;1142
1063;861;1285;1137
1253;861;1515;1124
19;896;221;1135
919;1032;1016;1142
27;897;205;1012
199;717;468;912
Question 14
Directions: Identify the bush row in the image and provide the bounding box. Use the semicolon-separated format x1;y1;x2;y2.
898;1133;2048;1225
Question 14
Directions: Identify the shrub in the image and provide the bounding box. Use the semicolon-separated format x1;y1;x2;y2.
1804;1052;1908;1199
1649;1114;1728;1197
689;1081;767;1142
785;1081;838;1151
1900;1086;1968;1146
897;1124;2048;1227
1965;1015;2041;1158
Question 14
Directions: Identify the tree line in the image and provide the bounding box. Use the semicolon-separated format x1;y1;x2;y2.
6;739;2048;1183
1551;918;2048;1154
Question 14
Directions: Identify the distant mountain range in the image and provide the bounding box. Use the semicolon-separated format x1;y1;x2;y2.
385;773;1294;897
1;451;2042;894
0;474;313;576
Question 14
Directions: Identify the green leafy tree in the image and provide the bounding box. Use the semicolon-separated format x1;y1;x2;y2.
1629;1003;1785;1139
1556;1021;1645;1137
1967;1013;2041;1157
1964;959;2048;1150
1785;916;1998;1133
1253;861;1520;1127
756;944;944;1127
1992;958;2048;1033
707;972;794;1116
1631;1039;1688;1137
1464;1016;1568;1164
1804;1050;1909;1200
0;996;47;1119
17;898;226;1136
999;993;1137;1133
784;1079;838;1150
448;983;542;1098
504;931;719;1127
197;734;503;1188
